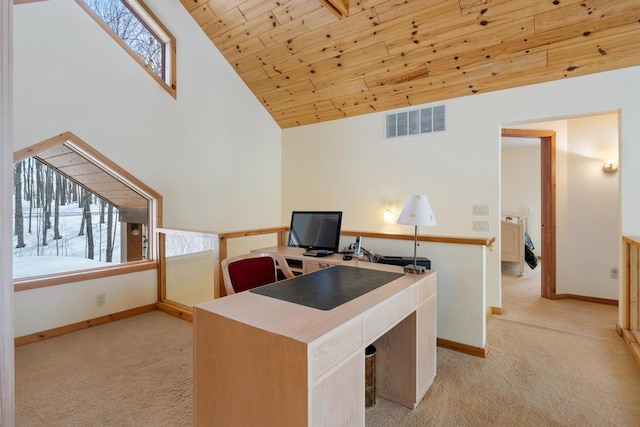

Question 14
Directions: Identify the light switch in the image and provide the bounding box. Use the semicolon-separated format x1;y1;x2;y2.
472;204;489;216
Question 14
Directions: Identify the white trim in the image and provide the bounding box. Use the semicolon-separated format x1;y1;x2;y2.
125;0;169;43
1;0;15;424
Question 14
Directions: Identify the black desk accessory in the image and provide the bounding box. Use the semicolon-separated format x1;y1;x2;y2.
250;265;404;310
303;249;333;257
376;255;431;270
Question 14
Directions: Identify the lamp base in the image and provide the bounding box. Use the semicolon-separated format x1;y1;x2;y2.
403;264;427;274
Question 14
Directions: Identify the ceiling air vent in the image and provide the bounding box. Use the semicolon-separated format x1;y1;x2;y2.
385;104;446;139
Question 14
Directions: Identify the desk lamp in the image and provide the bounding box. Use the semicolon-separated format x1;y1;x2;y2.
397;195;437;274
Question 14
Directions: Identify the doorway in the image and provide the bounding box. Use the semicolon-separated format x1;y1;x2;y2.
502;128;557;299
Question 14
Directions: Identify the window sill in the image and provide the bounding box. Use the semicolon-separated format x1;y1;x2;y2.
14;260;158;291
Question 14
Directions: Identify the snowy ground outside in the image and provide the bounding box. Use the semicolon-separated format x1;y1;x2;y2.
13;200;209;280
13;202;122;278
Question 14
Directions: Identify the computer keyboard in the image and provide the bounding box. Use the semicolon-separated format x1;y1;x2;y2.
303;249;333;257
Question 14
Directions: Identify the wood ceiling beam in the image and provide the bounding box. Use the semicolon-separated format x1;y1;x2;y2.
318;0;349;19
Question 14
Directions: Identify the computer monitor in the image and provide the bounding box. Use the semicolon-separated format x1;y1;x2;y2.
288;211;343;252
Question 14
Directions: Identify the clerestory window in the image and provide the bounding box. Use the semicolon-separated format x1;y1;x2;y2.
76;0;176;97
13;132;161;289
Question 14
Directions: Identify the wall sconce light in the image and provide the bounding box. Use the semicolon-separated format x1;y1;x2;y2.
131;223;141;236
603;159;618;174
383;204;397;224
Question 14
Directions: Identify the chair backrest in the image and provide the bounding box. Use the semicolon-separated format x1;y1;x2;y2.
222;252;295;295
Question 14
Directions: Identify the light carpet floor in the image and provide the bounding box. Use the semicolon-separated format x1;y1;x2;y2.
15;311;193;426
15;264;640;426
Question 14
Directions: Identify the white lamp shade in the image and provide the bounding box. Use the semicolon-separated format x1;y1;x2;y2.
397;195;437;226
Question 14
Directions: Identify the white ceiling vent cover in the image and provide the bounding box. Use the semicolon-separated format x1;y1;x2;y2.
385;104;446;139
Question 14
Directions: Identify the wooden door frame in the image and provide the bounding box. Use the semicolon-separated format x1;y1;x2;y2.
502;128;557;299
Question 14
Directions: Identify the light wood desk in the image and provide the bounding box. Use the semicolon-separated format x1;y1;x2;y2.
194;260;437;426
255;245;356;274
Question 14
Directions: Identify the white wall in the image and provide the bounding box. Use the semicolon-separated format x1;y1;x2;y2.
564;113;619;299
501;144;541;253
282;66;640;348
13;0;282;335
13;270;157;337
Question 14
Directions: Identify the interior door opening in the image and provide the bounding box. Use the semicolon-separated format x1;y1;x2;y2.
501;128;557;299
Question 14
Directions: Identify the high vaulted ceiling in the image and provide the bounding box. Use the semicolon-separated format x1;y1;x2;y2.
180;0;640;129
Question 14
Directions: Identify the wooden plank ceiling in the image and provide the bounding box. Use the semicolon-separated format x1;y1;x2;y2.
182;0;640;129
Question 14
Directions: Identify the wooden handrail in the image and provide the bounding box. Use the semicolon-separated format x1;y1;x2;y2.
621;236;640;368
158;226;495;247
341;230;495;247
211;226;494;298
157;225;495;302
156;225;496;314
158;225;496;246
193;227;495;246
218;226;288;240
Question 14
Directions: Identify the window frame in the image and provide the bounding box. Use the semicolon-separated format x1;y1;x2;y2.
75;0;177;98
13;132;162;291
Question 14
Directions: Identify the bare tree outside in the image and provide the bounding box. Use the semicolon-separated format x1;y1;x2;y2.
42;167;54;246
54;174;62;240
71;178;78;203
83;189;95;260
100;199;106;224
14;161;26;248
83;0;164;78
35;160;43;209
78;191;86;236
106;204;115;262
27;158;33;233
12;158;122;276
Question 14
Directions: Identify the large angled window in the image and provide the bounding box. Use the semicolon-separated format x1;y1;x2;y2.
77;0;176;97
13;132;161;288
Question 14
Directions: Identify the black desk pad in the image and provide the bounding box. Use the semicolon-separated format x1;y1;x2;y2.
250;265;404;310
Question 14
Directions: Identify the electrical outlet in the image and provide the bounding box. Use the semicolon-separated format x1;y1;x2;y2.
610;267;619;279
97;293;106;307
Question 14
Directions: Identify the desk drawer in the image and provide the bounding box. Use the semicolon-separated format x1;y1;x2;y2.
304;261;330;274
363;287;416;343
310;317;362;382
303;260;337;274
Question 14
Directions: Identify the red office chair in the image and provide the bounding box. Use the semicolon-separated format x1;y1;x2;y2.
221;252;295;295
